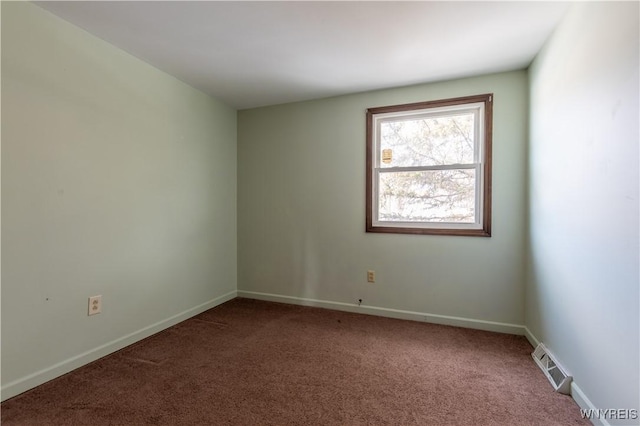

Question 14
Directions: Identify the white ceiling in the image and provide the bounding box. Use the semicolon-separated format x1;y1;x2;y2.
35;1;570;110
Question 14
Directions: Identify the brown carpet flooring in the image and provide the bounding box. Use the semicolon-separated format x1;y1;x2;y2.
2;298;588;425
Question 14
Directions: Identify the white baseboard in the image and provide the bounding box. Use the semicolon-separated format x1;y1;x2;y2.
1;290;237;402
524;328;606;426
237;290;525;335
572;382;611;426
524;326;540;348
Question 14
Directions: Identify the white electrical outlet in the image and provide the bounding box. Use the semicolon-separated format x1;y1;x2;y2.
367;270;375;283
88;295;102;316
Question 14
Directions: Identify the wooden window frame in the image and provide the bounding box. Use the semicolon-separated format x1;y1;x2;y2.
366;94;493;237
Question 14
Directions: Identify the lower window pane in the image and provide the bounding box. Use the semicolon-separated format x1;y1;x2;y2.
378;169;476;223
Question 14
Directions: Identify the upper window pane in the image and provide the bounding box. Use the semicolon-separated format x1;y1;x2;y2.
379;112;475;168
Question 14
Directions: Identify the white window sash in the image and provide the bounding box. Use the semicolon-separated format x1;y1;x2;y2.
371;103;485;229
372;164;483;229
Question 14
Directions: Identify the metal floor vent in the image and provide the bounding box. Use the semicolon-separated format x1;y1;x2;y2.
532;343;572;394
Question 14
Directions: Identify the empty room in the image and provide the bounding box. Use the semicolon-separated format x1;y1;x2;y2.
2;1;638;425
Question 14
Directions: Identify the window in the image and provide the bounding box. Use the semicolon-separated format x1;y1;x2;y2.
366;94;493;236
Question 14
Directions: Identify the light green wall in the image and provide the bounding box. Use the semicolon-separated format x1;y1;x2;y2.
527;2;639;419
238;71;528;325
1;2;237;398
